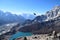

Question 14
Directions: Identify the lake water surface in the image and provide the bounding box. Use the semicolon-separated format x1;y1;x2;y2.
9;32;32;40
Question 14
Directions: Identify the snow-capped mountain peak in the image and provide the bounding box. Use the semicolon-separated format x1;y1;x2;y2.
33;6;60;22
45;5;60;21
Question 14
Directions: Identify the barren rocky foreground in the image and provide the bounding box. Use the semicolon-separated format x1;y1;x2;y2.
16;31;60;40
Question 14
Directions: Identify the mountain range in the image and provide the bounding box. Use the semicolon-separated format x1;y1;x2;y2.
1;5;59;34
0;10;26;25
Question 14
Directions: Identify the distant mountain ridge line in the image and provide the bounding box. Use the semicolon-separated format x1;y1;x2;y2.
0;10;26;25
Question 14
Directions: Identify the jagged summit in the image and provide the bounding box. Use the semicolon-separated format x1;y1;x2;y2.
52;5;60;10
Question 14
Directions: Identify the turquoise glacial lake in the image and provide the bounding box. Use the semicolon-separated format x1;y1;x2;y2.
9;32;32;40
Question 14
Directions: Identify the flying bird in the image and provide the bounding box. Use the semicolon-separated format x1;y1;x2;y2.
34;13;36;15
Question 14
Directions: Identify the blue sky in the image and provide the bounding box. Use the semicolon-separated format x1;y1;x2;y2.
0;0;60;15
